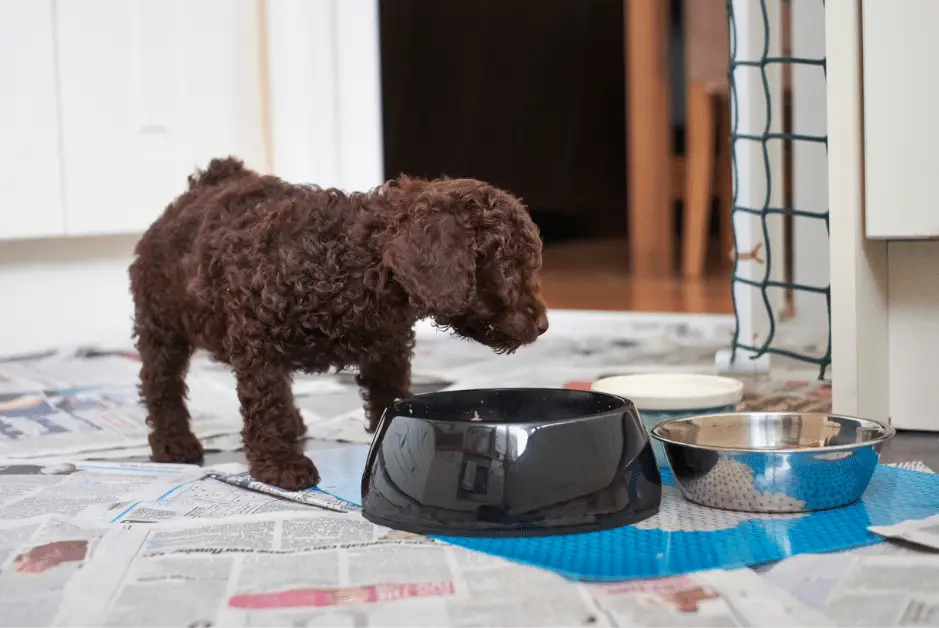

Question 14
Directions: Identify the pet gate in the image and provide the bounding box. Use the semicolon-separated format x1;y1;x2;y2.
720;0;831;380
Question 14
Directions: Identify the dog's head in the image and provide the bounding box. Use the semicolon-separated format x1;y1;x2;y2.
383;178;549;353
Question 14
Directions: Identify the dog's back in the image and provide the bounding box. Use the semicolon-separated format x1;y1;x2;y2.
129;157;393;363
130;158;282;357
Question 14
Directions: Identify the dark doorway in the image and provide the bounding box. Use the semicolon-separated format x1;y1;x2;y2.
379;0;628;244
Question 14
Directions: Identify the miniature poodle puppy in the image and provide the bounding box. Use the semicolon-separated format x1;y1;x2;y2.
130;157;549;490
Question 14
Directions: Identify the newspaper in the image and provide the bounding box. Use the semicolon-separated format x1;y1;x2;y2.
53;511;827;627
0;514;109;627
585;569;831;627
94;444;365;523
869;513;939;551
0;459;202;523
90;469;355;524
203;470;358;513
762;548;939;626
0;356;245;459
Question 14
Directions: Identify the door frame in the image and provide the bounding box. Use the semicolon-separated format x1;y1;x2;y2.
263;0;385;191
826;0;889;422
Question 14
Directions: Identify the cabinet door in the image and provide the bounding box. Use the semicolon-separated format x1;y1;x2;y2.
56;0;266;236
863;0;939;239
0;0;66;239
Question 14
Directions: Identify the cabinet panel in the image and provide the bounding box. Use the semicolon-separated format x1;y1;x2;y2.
888;241;939;430
56;0;265;236
0;0;66;239
862;0;939;239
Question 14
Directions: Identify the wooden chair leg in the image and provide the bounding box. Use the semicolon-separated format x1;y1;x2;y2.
682;82;717;280
716;93;734;269
626;0;673;279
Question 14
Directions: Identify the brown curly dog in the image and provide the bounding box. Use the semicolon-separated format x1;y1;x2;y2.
130;157;549;490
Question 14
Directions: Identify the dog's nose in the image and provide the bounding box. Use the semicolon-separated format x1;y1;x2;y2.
536;314;549;335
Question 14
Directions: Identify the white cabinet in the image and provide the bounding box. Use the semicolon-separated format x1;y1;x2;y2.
56;0;266;236
862;0;939;239
0;0;66;240
0;0;266;240
830;0;939;431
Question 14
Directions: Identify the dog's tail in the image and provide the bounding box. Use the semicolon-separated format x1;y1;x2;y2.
186;156;250;190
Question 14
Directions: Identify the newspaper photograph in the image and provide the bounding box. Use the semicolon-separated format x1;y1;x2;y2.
585;568;831;627
0;514;109;627
0;356;245;459
0;459;202;522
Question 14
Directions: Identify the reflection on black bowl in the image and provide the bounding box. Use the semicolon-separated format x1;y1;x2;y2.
360;388;662;537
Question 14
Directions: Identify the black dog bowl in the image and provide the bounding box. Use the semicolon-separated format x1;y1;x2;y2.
360;388;662;537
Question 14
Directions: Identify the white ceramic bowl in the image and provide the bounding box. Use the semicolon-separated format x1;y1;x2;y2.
591;373;745;467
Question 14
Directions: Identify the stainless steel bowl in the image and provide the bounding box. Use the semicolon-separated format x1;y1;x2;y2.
650;412;895;513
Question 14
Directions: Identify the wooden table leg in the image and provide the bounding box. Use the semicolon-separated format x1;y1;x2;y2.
625;0;673;279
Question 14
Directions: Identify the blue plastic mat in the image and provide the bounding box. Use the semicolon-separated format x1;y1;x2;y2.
312;445;939;581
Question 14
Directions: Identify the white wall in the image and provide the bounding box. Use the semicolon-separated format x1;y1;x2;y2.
0;236;139;356
0;0;268;356
0;0;386;357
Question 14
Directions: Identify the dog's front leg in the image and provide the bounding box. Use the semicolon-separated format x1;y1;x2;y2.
356;342;412;433
234;364;319;490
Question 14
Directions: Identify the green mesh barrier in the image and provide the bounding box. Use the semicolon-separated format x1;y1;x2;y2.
726;0;830;379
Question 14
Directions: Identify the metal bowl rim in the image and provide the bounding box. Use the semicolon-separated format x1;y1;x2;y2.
648;411;896;454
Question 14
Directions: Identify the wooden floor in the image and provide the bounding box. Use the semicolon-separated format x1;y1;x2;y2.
540;238;733;314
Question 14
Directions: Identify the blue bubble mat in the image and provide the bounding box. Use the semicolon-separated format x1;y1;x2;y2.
312;445;939;582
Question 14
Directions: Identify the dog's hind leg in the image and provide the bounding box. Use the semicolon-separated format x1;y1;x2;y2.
135;324;203;464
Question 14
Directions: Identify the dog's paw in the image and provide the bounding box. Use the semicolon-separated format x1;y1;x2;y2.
250;456;320;491
149;430;205;464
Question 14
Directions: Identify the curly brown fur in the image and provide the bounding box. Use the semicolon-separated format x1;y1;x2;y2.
130;157;548;490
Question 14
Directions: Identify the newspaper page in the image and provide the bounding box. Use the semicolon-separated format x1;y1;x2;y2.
94;445;362;523
0;356;245;458
55;511;604;627
585;568;831;627
55;511;828;627
762;550;939;626
203;471;357;513
0;514;109;627
0;364;46;395
0;459;202;522
869;513;939;550
90;472;349;524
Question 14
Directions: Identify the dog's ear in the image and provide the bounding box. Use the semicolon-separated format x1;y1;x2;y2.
383;212;475;317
